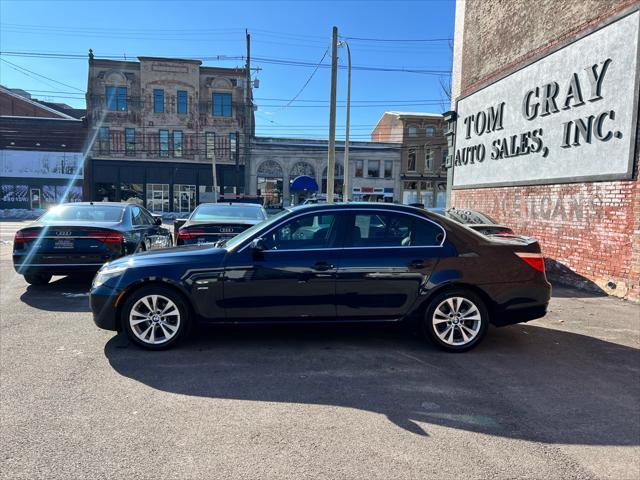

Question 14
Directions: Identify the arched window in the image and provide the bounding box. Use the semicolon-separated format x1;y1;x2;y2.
426;126;436;137
290;162;315;177
407;125;418;137
321;163;344;197
257;160;284;208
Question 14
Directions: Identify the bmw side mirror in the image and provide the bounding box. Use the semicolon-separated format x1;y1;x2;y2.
251;237;266;252
152;214;163;225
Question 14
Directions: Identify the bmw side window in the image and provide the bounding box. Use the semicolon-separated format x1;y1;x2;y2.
263;213;338;250
348;213;412;247
410;219;445;246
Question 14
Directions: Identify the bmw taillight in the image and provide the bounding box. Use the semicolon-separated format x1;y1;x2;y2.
178;228;205;239
515;252;545;273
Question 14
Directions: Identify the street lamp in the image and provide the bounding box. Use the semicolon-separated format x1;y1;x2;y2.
338;39;351;202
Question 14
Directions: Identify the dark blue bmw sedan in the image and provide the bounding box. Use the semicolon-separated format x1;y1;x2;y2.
90;203;551;352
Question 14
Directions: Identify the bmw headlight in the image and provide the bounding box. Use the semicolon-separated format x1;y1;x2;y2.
93;264;128;288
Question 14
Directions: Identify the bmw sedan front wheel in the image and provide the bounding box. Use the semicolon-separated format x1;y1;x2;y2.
423;288;488;352
121;285;189;350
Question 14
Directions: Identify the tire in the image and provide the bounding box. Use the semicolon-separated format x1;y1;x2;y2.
121;285;190;350
24;273;52;285
422;288;489;352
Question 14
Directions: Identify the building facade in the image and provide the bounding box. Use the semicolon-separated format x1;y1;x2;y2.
448;0;639;300
85;55;253;213
0;87;87;213
371;112;447;207
250;137;402;207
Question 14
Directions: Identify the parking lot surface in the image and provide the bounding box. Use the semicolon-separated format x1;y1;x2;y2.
1;220;639;479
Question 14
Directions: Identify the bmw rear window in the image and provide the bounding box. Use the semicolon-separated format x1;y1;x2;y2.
40;205;125;222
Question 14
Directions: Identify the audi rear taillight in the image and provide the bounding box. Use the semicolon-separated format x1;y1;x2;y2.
178;228;205;239
515;252;545;273
14;230;39;244
88;231;124;243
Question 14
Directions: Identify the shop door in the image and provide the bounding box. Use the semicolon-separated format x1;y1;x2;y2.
30;188;41;209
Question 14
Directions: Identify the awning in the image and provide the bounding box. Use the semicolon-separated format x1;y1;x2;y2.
290;175;319;192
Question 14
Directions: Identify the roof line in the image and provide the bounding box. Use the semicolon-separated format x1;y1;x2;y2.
0;85;77;120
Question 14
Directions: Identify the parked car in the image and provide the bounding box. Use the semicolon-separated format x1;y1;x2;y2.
429;208;514;236
90;203;550;352
13;202;172;285
176;203;268;246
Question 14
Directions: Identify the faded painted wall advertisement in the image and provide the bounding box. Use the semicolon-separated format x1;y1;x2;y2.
453;11;639;188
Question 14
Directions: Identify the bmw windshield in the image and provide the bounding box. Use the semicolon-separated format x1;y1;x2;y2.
222;209;289;250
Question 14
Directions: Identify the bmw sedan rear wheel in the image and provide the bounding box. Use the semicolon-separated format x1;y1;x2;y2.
121;286;189;350
423;289;488;352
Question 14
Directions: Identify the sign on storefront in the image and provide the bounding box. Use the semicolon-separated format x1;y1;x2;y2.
453;10;639;188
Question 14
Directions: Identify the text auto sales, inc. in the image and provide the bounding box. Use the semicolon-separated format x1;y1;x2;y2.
454;58;620;166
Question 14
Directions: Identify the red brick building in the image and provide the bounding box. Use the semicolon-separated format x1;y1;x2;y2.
448;0;639;301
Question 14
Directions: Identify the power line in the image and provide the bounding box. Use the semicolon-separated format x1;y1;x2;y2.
0;58;84;92
275;47;329;111
0;51;451;75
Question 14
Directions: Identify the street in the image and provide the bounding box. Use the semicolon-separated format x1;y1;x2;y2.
0;221;639;479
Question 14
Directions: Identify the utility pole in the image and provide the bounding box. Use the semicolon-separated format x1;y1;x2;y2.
327;26;338;203
340;40;352;202
211;146;218;203
244;29;252;198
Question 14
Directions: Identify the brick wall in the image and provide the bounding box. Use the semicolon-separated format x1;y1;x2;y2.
452;179;640;300
460;0;636;94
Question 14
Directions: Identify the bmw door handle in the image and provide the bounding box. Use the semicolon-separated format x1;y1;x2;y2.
312;261;334;272
409;259;425;269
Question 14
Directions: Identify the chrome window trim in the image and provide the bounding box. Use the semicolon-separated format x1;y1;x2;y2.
235;207;446;253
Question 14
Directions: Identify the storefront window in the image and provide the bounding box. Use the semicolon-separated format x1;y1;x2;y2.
146;183;169;212
96;182;117;202
321;163;344;198
198;185;218;204
257;160;285;207
174;184;196;212
1;184;28;204
257;177;283;208
121;183;143;204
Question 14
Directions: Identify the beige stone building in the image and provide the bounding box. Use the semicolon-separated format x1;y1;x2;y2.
250;137;402;207
85;54;252;213
371;112;447;207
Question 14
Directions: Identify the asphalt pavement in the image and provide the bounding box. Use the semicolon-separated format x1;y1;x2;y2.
1;220;639;479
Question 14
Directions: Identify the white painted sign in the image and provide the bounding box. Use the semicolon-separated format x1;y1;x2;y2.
0;150;84;179
453;11;639;188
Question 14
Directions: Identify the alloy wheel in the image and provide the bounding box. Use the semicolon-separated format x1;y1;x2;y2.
129;294;181;345
432;296;482;346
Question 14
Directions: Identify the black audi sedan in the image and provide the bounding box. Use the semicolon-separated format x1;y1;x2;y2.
176;202;268;246
13;202;172;285
90;203;550;352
